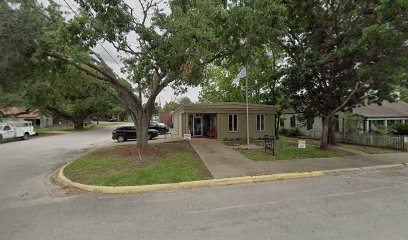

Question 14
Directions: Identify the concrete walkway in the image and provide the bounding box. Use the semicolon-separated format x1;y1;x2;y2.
257;147;408;174
190;140;269;178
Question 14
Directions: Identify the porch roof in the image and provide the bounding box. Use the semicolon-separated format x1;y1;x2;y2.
354;101;408;118
174;102;276;114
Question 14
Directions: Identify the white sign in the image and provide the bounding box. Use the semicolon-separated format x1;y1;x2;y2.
184;134;192;140
298;140;306;149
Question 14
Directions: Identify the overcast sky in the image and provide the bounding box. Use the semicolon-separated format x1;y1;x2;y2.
39;0;201;104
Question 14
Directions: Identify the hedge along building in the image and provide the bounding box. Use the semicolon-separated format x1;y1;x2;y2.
172;102;276;140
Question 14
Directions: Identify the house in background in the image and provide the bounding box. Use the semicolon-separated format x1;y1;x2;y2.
0;107;53;128
159;111;174;126
172;102;276;140
281;101;408;138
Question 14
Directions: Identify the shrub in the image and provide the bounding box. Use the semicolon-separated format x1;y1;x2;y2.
344;112;363;133
390;123;408;135
279;128;289;135
288;127;302;137
372;125;389;134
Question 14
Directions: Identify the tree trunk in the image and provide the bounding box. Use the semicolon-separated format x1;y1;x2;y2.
327;118;337;145
135;114;150;148
320;117;330;150
73;119;84;130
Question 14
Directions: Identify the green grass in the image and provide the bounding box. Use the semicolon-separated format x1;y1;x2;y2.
64;142;212;186
338;144;401;154
35;123;118;133
240;136;349;161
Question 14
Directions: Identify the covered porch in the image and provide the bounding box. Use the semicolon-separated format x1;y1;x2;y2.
187;113;217;138
363;118;408;133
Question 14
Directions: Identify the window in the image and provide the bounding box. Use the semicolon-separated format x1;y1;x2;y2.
3;126;11;131
280;119;285;127
307;118;314;130
335;115;340;132
228;114;238;132
256;114;265;131
290;116;296;128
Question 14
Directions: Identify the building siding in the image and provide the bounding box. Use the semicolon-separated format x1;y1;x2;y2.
217;113;274;140
172;103;276;140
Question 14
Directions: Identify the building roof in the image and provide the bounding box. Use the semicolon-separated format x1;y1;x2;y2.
0;107;40;118
174;102;276;114
353;101;408;118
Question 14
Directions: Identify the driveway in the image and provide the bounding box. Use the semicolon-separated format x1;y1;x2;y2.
0;124;119;206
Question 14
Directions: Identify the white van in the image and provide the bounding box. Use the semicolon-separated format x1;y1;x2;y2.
0;121;36;143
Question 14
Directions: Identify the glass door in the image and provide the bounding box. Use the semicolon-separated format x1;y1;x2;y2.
193;116;203;136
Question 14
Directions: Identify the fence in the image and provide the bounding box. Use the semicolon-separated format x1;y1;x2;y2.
306;130;408;151
337;133;408;151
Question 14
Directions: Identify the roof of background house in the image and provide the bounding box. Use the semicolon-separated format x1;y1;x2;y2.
282;101;408;118
353;101;408;118
1;107;40;118
174;102;276;114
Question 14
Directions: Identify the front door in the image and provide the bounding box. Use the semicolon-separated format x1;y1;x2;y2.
193;116;203;136
2;125;14;139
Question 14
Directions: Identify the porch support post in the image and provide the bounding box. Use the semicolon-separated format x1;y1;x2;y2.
384;119;388;129
365;120;370;133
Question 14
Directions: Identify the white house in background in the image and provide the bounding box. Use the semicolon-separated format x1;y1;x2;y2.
0;107;53;128
281;101;408;138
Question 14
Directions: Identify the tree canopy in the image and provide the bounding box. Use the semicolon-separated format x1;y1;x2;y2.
23;63;122;129
162;97;192;112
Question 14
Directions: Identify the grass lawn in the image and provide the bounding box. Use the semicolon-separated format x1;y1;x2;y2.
338;144;402;154
35;123;118;133
239;136;349;161
64;141;212;186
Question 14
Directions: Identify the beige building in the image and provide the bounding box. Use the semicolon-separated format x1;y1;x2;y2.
172;103;276;140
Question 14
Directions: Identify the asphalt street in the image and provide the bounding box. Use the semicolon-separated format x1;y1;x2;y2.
0;125;407;240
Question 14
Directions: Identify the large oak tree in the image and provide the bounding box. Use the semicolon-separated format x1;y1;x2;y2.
280;0;408;149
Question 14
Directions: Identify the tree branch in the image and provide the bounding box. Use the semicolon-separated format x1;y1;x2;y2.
330;80;364;115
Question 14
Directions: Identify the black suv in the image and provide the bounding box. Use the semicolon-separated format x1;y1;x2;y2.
149;122;168;135
112;126;159;142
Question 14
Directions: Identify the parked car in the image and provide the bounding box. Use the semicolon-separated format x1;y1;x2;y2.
107;117;119;122
112;126;159;142
84;120;95;127
149;122;168;135
0;122;36;143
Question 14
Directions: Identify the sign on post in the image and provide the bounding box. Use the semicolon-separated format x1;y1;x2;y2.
264;135;275;155
298;140;306;149
183;134;192;141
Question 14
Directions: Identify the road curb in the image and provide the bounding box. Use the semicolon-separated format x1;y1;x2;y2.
58;163;324;194
58;162;408;194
